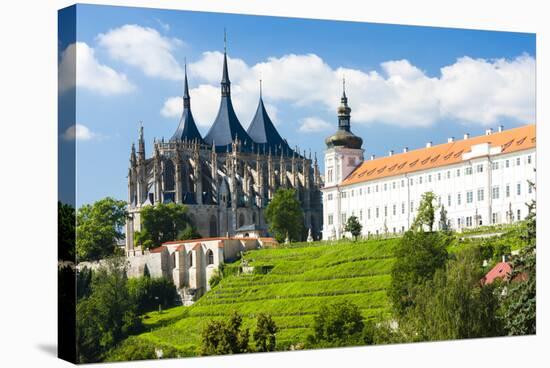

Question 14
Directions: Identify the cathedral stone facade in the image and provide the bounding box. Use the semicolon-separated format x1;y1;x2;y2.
125;46;323;253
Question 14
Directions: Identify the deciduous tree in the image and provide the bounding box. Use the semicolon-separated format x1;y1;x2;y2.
345;215;362;241
253;313;277;352
265;189;304;242
76;197;127;261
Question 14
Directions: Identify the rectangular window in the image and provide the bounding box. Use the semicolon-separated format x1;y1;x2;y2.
466;191;473;204
376;207;379;218
492;212;498;224
384;183;387;191
410;201;414;212
528;182;533;194
401;180;405;188
528;155;532;164
476;164;484;173
428;174;432;183
465;167;473;175
492;186;500;199
351;190;354;197
359;210;363;221
359;188;362;196
376;185;379;193
517;182;521;196
419;176;423;184
367;187;371;194
392;182;396;189
477;188;484;201
327;193;333;201
505;159;510;168
384;206;388;217
516;157;521;166
506;184;511;198
368;208;371;220
456;169;461;177
447;194;451;207
401;202;405;214
328;214;333;225
492;162;499;170
517;209;521;220
392;204;396;216
447;171;451;179
342;213;347;224
438;173;441;181
410;178;413;186
341;191;347;199
457;193;462;206
328;168;333;182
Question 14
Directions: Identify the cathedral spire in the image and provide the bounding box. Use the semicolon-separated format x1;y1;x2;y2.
183;59;190;108
138;122;145;161
221;29;231;97
170;63;204;143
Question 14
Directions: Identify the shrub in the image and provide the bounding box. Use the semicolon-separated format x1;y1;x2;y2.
127;276;178;314
253;313;278;352
200;312;250;355
308;301;364;347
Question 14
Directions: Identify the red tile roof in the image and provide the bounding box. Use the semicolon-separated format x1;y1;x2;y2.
150;245;167;254
342;124;535;186
482;262;512;285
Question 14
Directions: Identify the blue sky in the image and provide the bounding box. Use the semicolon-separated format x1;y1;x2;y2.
58;4;536;207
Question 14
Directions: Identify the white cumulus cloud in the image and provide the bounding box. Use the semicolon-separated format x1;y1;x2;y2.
62;124;98;141
97;24;185;80
160;49;535;130
298;117;333;133
59;42;135;95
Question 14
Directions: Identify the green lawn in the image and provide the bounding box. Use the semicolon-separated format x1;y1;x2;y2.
115;238;399;357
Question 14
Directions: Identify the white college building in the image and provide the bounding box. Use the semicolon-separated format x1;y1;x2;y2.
321;87;536;240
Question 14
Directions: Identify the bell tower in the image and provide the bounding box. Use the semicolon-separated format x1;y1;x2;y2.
324;79;364;186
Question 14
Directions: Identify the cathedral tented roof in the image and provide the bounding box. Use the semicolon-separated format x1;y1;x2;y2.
203;95;254;150
247;95;291;154
203;50;255;151
170;67;204;143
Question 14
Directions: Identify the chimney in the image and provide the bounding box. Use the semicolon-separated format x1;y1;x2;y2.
498;125;504;133
447;137;454;143
388;150;394;157
370;154;376;160
485;128;493;135
403;147;409;153
463;133;470;140
426;141;432;148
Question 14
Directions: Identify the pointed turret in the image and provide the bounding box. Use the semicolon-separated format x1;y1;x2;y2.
171;63;204;143
204;32;254;151
247;80;291;155
137;123;145;162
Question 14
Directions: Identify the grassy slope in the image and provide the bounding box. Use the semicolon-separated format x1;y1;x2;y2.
132;238;399;356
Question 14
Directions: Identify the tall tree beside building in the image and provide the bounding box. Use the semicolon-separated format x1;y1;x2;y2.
135;202;197;249
76;197;127;261
411;191;436;232
265;188;304;242
344;215;362;241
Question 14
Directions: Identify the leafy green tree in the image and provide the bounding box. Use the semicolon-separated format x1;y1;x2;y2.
59;201;76;261
137;203;197;248
127;276;178;314
265;188;304;242
501;189;536;335
253;313;278;352
402;247;503;341
76;197;127;261
200;312;250;355
177;224;202;241
76;257;142;363
309;301;364;347
390;230;449;316
411;191;436;232
76;266;93;301
105;336;178;362
439;204;449;232
344;215;362;241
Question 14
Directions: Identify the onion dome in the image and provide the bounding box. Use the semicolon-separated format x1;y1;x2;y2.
325;79;363;149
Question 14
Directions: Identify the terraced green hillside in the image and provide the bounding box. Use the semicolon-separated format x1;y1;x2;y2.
120;238;399;357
